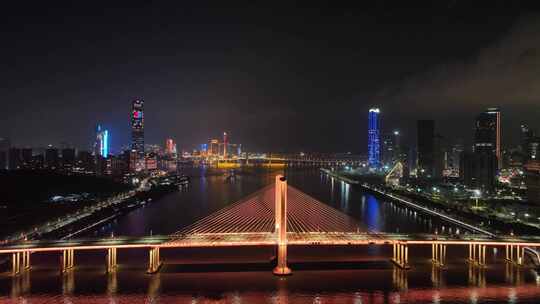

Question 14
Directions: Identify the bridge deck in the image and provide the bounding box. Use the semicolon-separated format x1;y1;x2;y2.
2;233;540;253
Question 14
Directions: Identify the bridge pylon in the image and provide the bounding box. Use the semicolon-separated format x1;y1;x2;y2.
273;175;291;276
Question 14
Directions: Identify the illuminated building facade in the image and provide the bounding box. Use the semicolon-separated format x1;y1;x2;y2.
209;139;219;156
223;132;228;158
474;107;501;169
368;108;380;168
131;99;145;171
382;130;401;167
165;138;176;155
95;125;109;158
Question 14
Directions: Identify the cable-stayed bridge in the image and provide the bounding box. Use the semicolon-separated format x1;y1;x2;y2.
2;175;540;276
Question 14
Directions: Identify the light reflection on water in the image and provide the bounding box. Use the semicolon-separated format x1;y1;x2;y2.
2;169;540;303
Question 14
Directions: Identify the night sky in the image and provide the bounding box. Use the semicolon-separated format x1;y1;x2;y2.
2;2;539;153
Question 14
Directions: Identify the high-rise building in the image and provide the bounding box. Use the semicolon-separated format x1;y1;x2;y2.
0;138;10;170
223;132;228;158
21;148;32;168
521;125;535;151
525;161;540;204
209;139;219;156
76;150;94;172
382;130;401;167
131;99;145;171
145;152;158;170
417;120;435;177
520;125;539;161
62;148;76;170
461;151;497;191
45;146;59;169
474;107;501;169
95;125;109;158
367;108;381;168
8;148;21;170
527;137;540;161
447;143;463;177
165;138;176;155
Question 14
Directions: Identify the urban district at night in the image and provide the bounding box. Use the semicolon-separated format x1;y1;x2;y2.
2;2;540;304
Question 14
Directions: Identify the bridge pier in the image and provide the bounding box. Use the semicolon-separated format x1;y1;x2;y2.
61;249;75;273
391;242;409;269
11;252;19;276
431;243;447;268
273;175;291;275
106;248;117;273
468;243;486;267
506;244;524;266
147;247;162;274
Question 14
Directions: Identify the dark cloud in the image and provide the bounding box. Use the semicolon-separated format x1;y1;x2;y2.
377;14;540;145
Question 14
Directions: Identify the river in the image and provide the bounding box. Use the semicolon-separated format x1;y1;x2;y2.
2;168;540;303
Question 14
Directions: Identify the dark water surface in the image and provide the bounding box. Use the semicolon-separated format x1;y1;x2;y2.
2;169;540;303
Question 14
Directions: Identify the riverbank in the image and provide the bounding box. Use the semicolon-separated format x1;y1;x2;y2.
44;183;182;239
321;168;540;236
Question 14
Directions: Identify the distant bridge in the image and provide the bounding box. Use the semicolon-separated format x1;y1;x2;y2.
2;175;540;276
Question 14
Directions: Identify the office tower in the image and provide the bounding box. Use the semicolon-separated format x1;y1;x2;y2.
525;161;540;204
45;146;59;169
382;130;401;167
527;137;540;161
32;153;44;169
165;138;176;155
131;98;144;170
521;125;535;151
474;107;501;169
8;148;21;170
95;125;109;158
62;148;76;169
21;148;32;168
76;150;93;172
433;134;446;179
0;138;10;170
417;120;435;177
368;108;381;168
223;132;228;158
520;125;539;161
461;151;497;191
209;139;219;156
448;143;463;177
145;152;158;170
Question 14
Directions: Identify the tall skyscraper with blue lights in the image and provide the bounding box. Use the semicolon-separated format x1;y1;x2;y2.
368;108;381;168
95;125;109;158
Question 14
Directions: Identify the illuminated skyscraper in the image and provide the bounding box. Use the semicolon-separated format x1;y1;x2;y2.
209;139;219;156
368;108;380;168
474;107;501;169
223;132;228;158
165;138;176;155
131;99;144;170
95;125;109;158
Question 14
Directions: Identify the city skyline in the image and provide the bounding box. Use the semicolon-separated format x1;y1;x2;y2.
2;4;540;152
3;4;540;302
